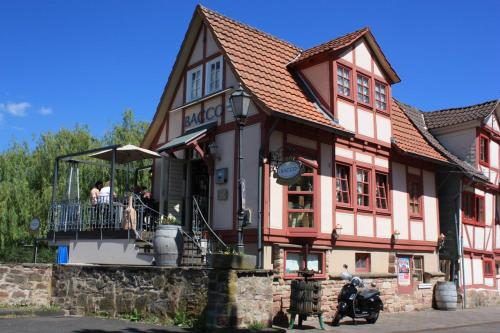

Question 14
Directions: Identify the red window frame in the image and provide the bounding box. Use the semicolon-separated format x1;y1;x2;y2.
375;172;389;212
412;256;424;282
356;73;370;106
462;191;485;226
483;259;494;278
337;65;351;98
283;249;326;279
335;163;351;207
374;81;387;111
355;253;371;273
479;134;490;166
407;174;423;218
356;168;371;209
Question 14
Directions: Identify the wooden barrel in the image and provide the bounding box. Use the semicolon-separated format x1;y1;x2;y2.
434;281;457;310
153;225;183;266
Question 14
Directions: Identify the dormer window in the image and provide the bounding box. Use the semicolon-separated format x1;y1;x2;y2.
186;65;203;102
206;56;223;95
337;65;351;97
375;82;387;110
357;74;370;105
479;135;489;165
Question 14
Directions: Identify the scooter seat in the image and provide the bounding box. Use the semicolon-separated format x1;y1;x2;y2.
357;289;380;300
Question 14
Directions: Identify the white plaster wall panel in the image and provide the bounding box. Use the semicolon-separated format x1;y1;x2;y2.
168;110;183;140
188;30;204;65
357;109;374;138
340;48;353;63
337;100;356;132
354;40;372;72
355;152;372;164
435;128;476;164
205;29;220;57
474;188;485;196
335;146;354;159
375;114;391;143
241;124;261;229
408;166;420;175
485;114;500;131
474;226;484;250
463;257;472;285
203;95;224;126
391;162;409;239
320;143;333;234
374;157;389;169
336;211;354;235
423;170;438;242
376;216;391;238
490;140;499;168
373;60;383;78
171;78;184;109
472;258;484;285
68;239;153;265
287;134;317;150
485;229;493;251
485;193;493;226
463;225;473;248
496;225;500;249
213;131;235;230
357;214;374;237
410;221;424;240
269;131;283;229
490;170;497;185
301;62;331;106
484;278;494;287
184;104;202;131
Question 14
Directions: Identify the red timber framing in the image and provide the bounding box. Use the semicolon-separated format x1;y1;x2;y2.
475;126;500;185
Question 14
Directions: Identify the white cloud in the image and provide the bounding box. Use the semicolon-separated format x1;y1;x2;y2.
38;106;53;115
0;101;31;117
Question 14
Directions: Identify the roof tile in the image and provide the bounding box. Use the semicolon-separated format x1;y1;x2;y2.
423;100;499;129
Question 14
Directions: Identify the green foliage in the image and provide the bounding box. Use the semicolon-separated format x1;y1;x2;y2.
0;109;149;263
247;321;266;330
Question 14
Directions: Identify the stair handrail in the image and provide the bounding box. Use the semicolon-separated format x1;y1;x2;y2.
192;196;228;250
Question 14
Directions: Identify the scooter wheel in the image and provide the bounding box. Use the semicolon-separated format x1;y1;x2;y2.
332;311;342;326
366;311;379;324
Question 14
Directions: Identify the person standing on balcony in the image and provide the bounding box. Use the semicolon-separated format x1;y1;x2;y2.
90;180;103;205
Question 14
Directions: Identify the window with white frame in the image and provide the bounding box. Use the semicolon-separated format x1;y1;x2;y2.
357;74;370;104
186;65;203;102
205;56;223;95
375;82;387;110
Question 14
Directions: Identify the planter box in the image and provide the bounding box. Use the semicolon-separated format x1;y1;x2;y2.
209;253;254;270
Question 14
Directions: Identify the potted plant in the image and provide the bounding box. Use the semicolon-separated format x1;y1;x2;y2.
153;213;183;267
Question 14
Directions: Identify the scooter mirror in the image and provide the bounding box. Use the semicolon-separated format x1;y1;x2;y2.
371;282;376;288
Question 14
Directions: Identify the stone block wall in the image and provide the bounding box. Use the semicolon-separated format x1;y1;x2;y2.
51;265;209;319
206;269;274;329
0;264;52;307
463;289;500;308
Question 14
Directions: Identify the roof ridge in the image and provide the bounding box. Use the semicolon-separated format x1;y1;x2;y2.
198;4;302;51
425;99;499;114
301;26;369;53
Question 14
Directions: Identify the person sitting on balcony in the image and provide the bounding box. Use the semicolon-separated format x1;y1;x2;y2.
98;181;116;204
90;180;103;205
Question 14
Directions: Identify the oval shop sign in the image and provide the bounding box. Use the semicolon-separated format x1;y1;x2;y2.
277;160;302;180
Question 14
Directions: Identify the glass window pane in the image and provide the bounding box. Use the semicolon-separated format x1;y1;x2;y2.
288;176;313;192
288;194;313;209
285;253;303;274
288;212;314;228
307;253;321;273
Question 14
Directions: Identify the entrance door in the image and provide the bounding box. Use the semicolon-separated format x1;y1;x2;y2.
190;159;210;223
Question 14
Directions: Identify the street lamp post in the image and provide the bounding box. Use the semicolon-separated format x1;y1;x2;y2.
230;83;251;254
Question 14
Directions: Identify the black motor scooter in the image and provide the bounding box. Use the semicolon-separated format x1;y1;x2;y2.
332;264;383;326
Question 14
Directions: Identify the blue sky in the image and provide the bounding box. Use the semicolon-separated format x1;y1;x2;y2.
1;0;499;151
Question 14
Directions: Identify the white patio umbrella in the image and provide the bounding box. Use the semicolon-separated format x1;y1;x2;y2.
88;144;160;164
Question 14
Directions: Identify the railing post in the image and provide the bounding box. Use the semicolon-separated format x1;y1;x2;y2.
110;148;116;229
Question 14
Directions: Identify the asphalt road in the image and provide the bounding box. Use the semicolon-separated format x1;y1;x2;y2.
0;306;499;333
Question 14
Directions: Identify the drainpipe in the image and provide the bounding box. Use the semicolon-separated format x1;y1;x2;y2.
454;178;466;309
256;119;279;269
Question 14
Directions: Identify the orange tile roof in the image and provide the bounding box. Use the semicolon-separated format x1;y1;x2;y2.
391;99;448;162
292;27;369;64
199;6;347;132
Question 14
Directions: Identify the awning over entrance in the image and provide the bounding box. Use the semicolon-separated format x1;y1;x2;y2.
156;122;216;154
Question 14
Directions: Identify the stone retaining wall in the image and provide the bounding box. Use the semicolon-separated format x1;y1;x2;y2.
463;289;500;308
206;269;274;328
51;265;209;319
272;273;444;324
0;263;52;307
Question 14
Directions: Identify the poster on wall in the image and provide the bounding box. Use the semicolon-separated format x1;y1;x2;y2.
398;257;411;286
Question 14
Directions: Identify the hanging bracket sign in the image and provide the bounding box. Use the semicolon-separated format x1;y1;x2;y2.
276;160;302;185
